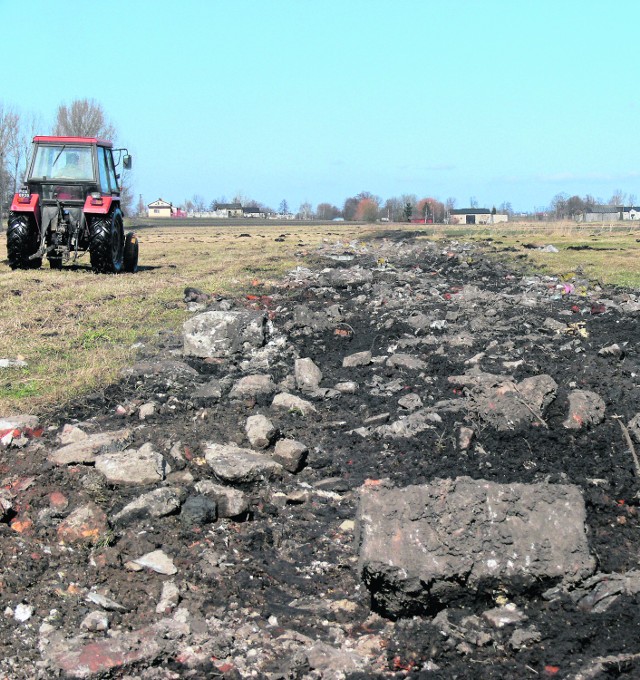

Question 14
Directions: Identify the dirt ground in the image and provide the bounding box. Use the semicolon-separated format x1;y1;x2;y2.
1;231;640;679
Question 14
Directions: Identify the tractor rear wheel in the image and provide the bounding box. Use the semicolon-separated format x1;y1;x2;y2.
123;232;139;273
89;210;124;273
7;215;42;270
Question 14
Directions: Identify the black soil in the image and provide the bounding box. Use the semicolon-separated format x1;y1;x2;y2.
1;231;640;679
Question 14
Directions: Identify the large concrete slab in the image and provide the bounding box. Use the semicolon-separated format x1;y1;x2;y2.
355;477;595;617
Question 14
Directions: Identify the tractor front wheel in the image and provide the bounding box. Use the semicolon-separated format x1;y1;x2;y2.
89;210;124;273
7;215;42;270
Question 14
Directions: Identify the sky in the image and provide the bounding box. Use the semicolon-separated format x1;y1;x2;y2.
1;0;640;213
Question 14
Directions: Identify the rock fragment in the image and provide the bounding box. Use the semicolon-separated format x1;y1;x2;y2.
245;414;276;449
95;442;166;485
342;350;372;368
272;439;308;472
129;550;177;575
183;310;266;357
204;443;283;483
271;392;317;416
356;477;595;616
57;503;109;545
295;358;323;392
113;487;186;524
229;374;276;399
194;480;249;517
563;389;606;429
48;428;132;466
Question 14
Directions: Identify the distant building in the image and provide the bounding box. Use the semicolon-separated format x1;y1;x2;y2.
243;206;266;218
449;208;508;225
581;206;640;222
147;198;173;218
213;202;243;218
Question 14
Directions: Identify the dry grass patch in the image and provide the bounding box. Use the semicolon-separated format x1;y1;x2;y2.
0;221;369;415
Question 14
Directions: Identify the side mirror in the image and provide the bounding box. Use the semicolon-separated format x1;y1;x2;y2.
123;155;132;169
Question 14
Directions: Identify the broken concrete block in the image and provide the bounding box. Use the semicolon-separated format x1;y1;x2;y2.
183;310;266;358
355;477;595;617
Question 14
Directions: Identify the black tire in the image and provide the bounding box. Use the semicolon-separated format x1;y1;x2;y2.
89;210;124;273
48;257;63;270
123;232;139;273
7;215;42;270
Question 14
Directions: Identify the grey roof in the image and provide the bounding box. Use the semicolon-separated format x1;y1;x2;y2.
215;203;242;210
450;208;490;215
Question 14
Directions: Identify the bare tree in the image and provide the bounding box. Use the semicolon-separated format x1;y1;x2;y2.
192;194;206;212
609;190;626;207
0;103;20;231
298;201;313;219
53;99;116;139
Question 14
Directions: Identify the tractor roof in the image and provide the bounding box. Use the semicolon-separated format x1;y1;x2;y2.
33;135;113;148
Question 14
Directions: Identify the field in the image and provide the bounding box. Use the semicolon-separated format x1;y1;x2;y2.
1;219;640;416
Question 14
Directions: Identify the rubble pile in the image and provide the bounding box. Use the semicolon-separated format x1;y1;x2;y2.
2;232;640;678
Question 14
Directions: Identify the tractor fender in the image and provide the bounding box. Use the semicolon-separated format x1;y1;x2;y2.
83;195;116;215
10;192;41;230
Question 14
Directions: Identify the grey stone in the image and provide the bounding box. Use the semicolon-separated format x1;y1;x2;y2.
335;381;358;394
569;570;640;613
342;350;372;368
180;495;217;525
376;409;442;438
563;389;606;429
272;392;317;416
452;372;558;431
48;428;132;466
122;360;198;379
305;640;365;673
295;357;323;392
156;581;180;615
482;604;527;628
509;627;541;649
95;442;166;485
229;374;276;399
0;358;27;369
386;353;427;370
398;393;423;410
138;402;156;420
194;480;249;517
598;343;624;358
183;310;266;358
80;611;109;632
86;591;126;611
113;487;187;524
129;549;177;575
273;439;308;473
324;267;373;288
356;477;595;616
245;414;276;448
192;378;223;399
204;443;283;483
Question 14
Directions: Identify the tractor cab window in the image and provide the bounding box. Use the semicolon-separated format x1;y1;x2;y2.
97;146;111;193
32;145;93;181
105;149;120;191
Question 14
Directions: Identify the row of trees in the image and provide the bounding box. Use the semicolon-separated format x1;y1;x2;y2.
171;191;515;223
0;99;131;227
548;192;638;220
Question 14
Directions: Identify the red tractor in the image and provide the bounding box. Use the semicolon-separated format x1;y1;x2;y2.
6;135;138;273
